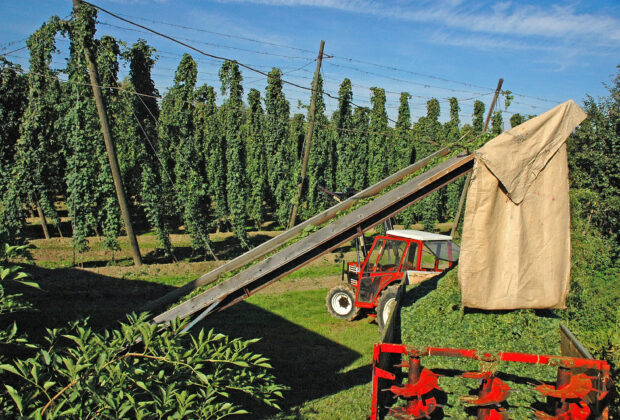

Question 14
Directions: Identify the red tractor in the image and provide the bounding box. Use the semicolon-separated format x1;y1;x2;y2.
326;230;460;330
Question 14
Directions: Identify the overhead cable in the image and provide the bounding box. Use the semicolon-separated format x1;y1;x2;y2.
84;1;324;96
107;12;318;55
98;21;315;61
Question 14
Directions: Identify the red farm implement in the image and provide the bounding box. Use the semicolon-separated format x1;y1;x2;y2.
369;343;612;420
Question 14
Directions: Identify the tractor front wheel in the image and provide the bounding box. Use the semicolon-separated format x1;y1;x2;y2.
326;285;360;321
377;287;399;332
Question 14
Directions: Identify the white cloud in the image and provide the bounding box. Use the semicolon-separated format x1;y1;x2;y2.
216;0;620;47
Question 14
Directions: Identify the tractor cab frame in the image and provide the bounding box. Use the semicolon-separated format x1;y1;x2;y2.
326;230;460;330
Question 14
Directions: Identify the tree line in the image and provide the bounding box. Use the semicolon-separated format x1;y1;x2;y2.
0;3;519;258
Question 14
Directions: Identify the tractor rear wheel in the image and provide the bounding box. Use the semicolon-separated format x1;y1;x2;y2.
377;287;399;332
326;285;360;321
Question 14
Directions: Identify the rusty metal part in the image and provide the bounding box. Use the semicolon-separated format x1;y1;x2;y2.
388;397;438;419
537;372;595;400
483;409;510;420
368;343;612;420
534;400;591;420
388;354;441;419
390;368;441;398
462;375;510;406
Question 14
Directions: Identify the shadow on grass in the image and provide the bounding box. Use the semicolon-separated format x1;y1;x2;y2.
1;265;175;344
198;301;369;418
3;266;370;417
400;267;454;308
137;233;278;264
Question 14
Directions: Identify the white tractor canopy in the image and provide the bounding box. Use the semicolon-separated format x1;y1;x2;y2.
386;229;452;241
458;100;587;310
387;229;460;263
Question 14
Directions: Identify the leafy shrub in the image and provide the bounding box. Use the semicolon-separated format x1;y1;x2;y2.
0;244;285;419
0;313;285;419
1;243;38;364
561;215;619;416
567;68;620;256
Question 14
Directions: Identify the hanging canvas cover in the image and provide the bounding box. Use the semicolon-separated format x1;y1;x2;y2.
458;100;587;309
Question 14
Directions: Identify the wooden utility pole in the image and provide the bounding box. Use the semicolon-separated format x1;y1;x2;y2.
483;78;504;133
36;201;51;240
450;78;503;238
289;40;325;229
449;171;470;239
72;0;142;266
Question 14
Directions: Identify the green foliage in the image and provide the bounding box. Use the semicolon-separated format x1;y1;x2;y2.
119;40;173;256
64;3;122;252
564;214;618;351
400;188;620;416
0;61;28;244
351;106;370;191
401;271;562;417
0;59;28;180
565;196;619;412
306;75;334;216
472;100;485;133
0;188;26;247
410;99;444;229
334;78;356;191
288;113;305;164
220;60;251;247
96;36;121;92
502;89;513;109
94;35;125;251
0;243;37;365
443;97;463;221
6;17;64;243
490;90;513;136
0;58;28;236
0;314;285;419
124;39;160;123
159;54;214;255
159;53;196;183
0;243;34;284
245;88;267;228
510;113;523;128
264;68;294;227
367;87;389;185
445;97;461;143
567;68;620;253
490;110;503;135
199;86;228;230
395;92;413;170
287;112;305;197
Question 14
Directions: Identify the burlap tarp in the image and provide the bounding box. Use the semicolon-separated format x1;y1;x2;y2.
458;100;587;310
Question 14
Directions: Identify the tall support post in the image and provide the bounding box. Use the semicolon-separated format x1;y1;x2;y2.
289;40;325;229
483;78;504;133
450;78;503;238
72;0;142;266
36;201;51;239
449;172;470;238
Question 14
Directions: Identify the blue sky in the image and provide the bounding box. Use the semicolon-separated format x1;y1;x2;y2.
1;0;619;124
